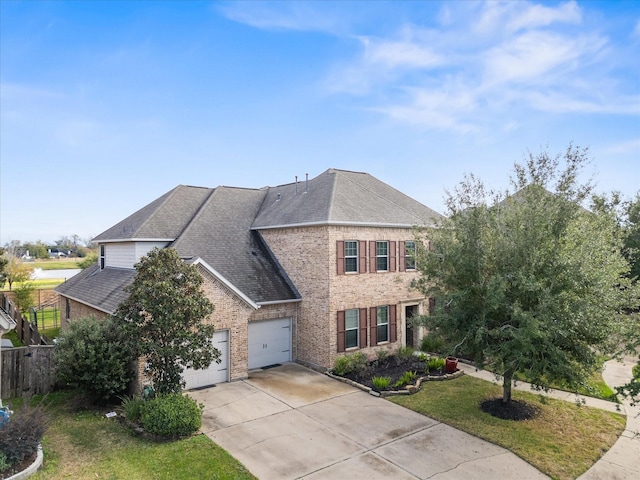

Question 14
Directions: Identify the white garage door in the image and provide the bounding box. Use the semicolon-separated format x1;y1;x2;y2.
248;318;292;369
183;329;229;390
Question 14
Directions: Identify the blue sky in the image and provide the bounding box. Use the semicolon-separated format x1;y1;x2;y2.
1;0;639;245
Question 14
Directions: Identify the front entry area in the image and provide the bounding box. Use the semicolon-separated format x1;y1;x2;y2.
183;329;229;389
248;318;292;369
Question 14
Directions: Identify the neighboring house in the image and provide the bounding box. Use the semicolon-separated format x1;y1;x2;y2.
56;168;442;391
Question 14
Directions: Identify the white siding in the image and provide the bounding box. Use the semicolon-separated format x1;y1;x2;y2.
135;242;170;263
105;243;136;269
104;241;170;269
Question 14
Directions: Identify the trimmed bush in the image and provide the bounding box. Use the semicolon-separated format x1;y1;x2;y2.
0;402;48;467
332;352;369;376
397;346;415;360
54;316;134;403
126;394;203;438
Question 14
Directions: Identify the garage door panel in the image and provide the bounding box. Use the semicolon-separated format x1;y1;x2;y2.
248;318;291;369
183;330;229;389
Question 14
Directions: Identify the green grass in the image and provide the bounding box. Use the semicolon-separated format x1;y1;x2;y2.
5;391;255;480
390;375;625;480
2;330;23;347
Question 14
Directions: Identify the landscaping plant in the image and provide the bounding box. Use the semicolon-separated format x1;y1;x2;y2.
123;394;203;438
414;145;636;404
371;376;391;390
115;247;220;395
0;402;48;471
54;315;134;403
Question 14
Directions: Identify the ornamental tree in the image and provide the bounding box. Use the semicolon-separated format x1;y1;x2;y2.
115;247;219;395
415;145;634;404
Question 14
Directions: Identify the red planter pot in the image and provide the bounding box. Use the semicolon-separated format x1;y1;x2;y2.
445;356;458;373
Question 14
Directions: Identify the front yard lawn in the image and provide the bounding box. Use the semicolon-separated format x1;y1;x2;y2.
10;391;255;480
390;375;625;480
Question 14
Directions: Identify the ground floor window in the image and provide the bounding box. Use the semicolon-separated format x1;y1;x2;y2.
377;305;389;343
345;308;359;349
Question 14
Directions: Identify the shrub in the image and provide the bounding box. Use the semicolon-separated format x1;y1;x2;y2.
376;349;389;363
139;394;203;438
121;396;144;422
0;402;48;467
633;363;640;380
54;316;134;403
348;352;368;374
427;357;446;372
397;346;415;360
394;371;418;388
0;452;10;473
372;376;391;390
420;333;445;353
332;356;351;376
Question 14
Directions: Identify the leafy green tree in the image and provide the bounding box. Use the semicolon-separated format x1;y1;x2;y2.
4;255;30;290
415;145;634;404
77;252;98;269
54;316;134;403
115;247;219;395
13;282;35;313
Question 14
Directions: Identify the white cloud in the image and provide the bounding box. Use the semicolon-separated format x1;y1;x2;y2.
474;0;581;35
217;1;342;34
482;31;607;87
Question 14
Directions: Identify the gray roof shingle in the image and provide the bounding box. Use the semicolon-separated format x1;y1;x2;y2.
252;168;442;228
55;264;136;314
58;169;441;312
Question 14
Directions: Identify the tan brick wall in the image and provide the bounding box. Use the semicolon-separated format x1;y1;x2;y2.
59;296;110;329
260;225;430;370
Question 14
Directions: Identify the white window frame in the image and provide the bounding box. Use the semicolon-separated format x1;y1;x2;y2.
344;241;358;273
405;241;417;270
377;305;389;343
345;308;359;349
376;241;389;272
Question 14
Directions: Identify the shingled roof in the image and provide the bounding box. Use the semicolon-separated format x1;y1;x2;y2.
56;263;136;314
252;168;442;229
58;168;441;312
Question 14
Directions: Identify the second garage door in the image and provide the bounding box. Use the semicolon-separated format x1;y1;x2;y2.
183;329;229;389
248;318;292;369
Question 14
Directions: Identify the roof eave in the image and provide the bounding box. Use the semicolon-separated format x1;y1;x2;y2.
94;238;175;243
252;220;434;230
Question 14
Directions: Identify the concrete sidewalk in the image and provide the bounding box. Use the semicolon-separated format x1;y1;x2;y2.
458;356;640;479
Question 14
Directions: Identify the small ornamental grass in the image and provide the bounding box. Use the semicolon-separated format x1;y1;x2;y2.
427;356;446;372
371;376;391;390
394;371;418;388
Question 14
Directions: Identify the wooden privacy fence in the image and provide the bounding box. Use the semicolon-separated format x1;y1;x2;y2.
1;293;48;346
1;346;56;399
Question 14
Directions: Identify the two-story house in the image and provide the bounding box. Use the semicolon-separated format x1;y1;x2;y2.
56;168;442;391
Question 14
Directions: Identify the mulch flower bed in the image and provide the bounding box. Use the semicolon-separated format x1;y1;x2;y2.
329;354;463;396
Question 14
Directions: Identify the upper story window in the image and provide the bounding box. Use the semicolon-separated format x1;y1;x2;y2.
344;241;358;273
404;241;417;270
376;241;389;271
99;244;105;270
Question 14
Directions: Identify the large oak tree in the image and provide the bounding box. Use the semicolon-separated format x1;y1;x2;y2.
416;145;634;403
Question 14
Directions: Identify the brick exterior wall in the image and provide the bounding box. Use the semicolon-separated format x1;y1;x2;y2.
260;225;429;370
59;297;110;329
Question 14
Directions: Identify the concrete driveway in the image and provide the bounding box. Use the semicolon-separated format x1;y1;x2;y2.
189;363;548;480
